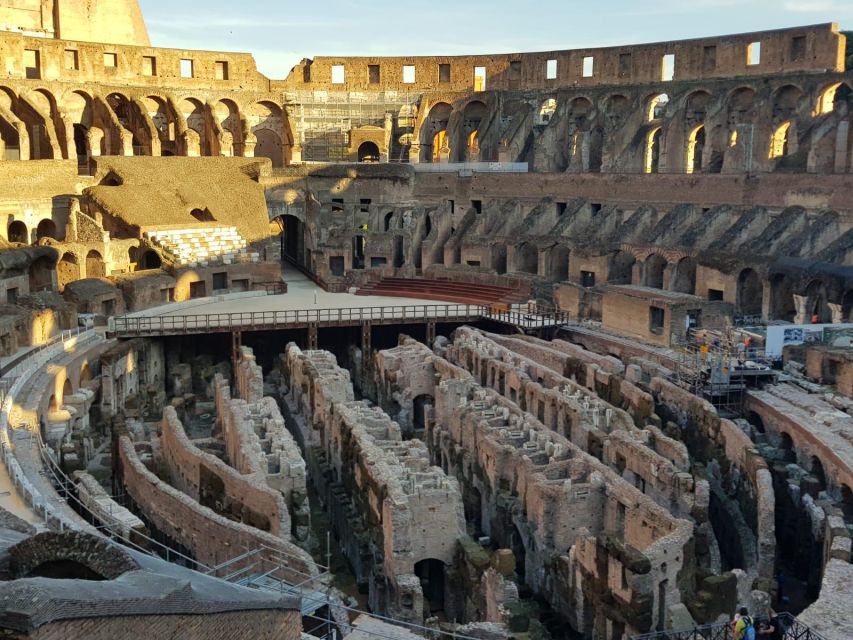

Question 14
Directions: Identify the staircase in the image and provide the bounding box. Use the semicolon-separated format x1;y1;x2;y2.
356;277;524;306
143;225;257;267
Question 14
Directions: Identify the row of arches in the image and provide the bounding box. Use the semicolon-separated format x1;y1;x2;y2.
0;86;291;167
419;100;489;163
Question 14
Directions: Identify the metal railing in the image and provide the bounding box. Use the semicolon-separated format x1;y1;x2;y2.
112;303;491;336
629;613;827;640
112;303;573;336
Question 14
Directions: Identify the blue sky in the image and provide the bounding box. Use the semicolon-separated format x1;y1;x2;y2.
138;0;853;79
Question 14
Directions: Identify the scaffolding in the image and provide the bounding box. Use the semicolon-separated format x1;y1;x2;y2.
287;90;419;162
669;326;778;415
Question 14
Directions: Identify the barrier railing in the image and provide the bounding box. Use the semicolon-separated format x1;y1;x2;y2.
629;613;827;640
112;303;572;337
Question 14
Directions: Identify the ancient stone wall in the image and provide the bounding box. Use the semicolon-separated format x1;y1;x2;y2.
280;344;465;623
159;406;289;537
375;336;694;637
117;435;317;581
213;372;309;543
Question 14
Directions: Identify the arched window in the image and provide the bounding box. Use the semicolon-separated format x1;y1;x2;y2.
357;141;380;162
645;127;662;174
686;125;705;174
7;220;28;244
647;94;669;121
769;122;791;159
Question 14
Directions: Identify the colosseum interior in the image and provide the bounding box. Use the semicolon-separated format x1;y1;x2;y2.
0;1;851;639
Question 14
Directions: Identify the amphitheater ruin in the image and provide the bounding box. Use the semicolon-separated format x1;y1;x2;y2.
0;1;851;639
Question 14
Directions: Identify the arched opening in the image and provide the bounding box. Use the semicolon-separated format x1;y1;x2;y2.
142;95;178;156
57;252;80;290
140;250;162;270
769;273;796;322
537;98;557;126
647;94;669;121
273;214;305;266
412;394;434;433
842;290;853;322
769;122;791;159
515;243;538;275
28;255;53;291
27;560;107;581
421;102;451;163
35;219;57;242
815;82;851;115
805;280;831;323
549;245;570;281
383;211;394;232
0;111;21;160
7;220;27;244
493;245;507;275
746;411;765;434
245;101;285;167
177;97;209;156
670;257;696;294
810;457;827;492
686;125;705;173
85;250;105;278
414;559;446;614
190;208;215;222
214;99;241;156
357;141;379;162
253;129;283;167
510;523;527;583
62;378;72;403
737;269;763;317
48;394;58;413
644;254;667;289
608;251;636;284
460;101;487;162
645;127;662;173
80;362;92;384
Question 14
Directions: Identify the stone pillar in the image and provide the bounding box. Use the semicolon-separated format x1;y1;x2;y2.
793;294;807;325
829;302;843;324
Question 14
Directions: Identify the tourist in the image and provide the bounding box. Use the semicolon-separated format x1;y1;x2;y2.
758;609;783;640
734;607;756;640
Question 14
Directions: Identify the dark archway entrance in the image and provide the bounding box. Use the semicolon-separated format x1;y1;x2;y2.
644;254;667;289
357;141;380;162
273;214;304;266
7;220;27;244
36;219;57;242
737;268;763;317
414;559;446;614
140;250;162;270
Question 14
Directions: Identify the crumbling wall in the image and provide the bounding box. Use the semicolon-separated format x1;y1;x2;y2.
118;435;317;581
280;344;465;624
159;406;289;537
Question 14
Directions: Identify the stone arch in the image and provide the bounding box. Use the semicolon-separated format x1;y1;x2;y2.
142;95;178;156
245;101;285;167
80;361;92;384
420;101;452;163
646;93;669;121
7;220;27;244
272;213;305;265
414;558;446;614
686;124;706;173
815;81;852;116
358;141;380;162
140;249;162;270
608;250;636;284
537;98;557;126
772;84;804;123
643;254;667;289
15;89;55;160
514;242;538;274
769;273;796;321
736;268;763;317
670;256;696;294
85;250;105;278
685;90;711;123
412;393;434;432
804;279;831;323
35;218;57;243
214;98;241;156
769;121;792;159
727;86;757;122
645;127;662;173
9;532;139;580
0;86;22;160
460;100;487;162
178;97;210;156
31;88;63;157
58;252;80;289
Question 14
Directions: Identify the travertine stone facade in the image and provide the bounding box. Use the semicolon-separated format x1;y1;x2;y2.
280;345;465;624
